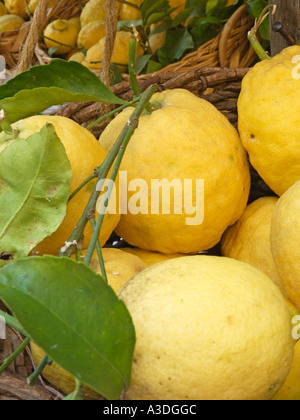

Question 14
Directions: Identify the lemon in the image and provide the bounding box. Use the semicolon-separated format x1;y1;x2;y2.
221;197;288;298
0;2;8;16
4;0;28;18
80;0;112;27
83;30;144;72
68;17;81;33
0;13;24;31
273;340;300;400
26;0;56;15
119;0;143;21
77;20;106;50
123;247;191;267
238;45;300;196
0;115;120;256
100;88;250;254
271;180;300;310
76;247;147;293
118;255;294;400
68;51;85;63
44;19;79;55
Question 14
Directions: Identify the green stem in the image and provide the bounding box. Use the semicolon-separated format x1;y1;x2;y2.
64;378;83;400
116;0;140;11
83;84;158;266
68;174;96;203
0;310;27;337
129;37;141;98
248;31;271;61
90;218;107;282
27;354;52;387
0;337;30;374
59;85;158;259
87;97;140;130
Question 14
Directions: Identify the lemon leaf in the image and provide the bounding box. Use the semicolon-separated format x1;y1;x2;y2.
0;59;126;124
0;256;136;400
0;124;72;262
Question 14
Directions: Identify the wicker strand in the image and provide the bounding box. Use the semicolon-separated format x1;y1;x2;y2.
14;0;49;76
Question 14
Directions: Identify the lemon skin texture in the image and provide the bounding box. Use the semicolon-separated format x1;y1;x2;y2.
238;46;300;196
118;255;294;400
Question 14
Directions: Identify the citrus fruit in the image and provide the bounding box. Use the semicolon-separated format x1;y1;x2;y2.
273;339;300;400
30;342;100;400
26;0;56;15
0;2;8;16
4;0;28;18
100;88;250;254
221;196;288;298
75;247;147;293
44;19;79;55
80;0;112;27
119;0;143;21
77;20;106;50
67;51;85;63
118;255;294;400
122;247;191;267
68;17;81;33
0;115;120;256
83;30;144;71
0;13;24;31
271;180;300;310
238;45;300;196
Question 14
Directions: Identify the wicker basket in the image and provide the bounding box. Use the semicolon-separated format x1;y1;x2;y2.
0;0;89;69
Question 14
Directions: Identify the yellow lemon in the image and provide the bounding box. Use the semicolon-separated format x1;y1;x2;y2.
118;255;294;400
0;2;8;16
119;0;143;21
0;115;120;256
238;46;300;196
100;88;250;254
67;51;85;63
0;13;24;31
221;196;288;298
77;20;106;50
26;0;56;15
80;0;114;27
4;0;28;18
83;30;143;72
122;247;191;267
273;339;300;400
44;19;79;55
76;247;147;293
271;180;300;310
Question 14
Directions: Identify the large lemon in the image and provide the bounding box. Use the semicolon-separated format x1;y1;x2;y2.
4;0;28;18
118;255;294;400
271;180;300;310
0;116;120;256
238;45;300;196
119;0;143;21
221;196;288;298
100;88;250;254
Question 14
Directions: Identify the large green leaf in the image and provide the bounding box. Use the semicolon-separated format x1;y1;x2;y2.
157;27;194;66
0;256;136;400
0;124;72;262
0;59;125;124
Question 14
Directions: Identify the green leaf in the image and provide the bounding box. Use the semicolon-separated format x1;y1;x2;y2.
157;27;194;66
146;59;164;73
109;63;123;85
185;0;207;15
0;59;125;124
141;0;170;24
206;0;227;16
0;124;72;262
117;19;143;31
247;0;270;41
0;256;136;400
136;54;153;74
191;16;223;48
